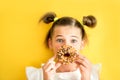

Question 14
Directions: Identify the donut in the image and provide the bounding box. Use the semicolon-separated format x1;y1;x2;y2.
56;45;77;64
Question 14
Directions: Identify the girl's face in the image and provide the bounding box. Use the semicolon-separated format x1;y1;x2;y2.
48;25;84;55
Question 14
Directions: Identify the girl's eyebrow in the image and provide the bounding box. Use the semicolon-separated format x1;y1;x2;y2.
55;35;63;38
71;35;79;39
55;35;79;38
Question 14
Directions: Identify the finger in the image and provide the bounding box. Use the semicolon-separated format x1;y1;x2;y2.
44;63;51;72
77;54;85;59
77;58;90;64
75;59;87;68
79;64;91;73
43;56;56;69
49;56;56;61
83;58;91;65
43;61;51;69
76;54;85;61
75;58;90;68
45;61;55;72
76;54;91;65
79;65;86;72
55;63;61;70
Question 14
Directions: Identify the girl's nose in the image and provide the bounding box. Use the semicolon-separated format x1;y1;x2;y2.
63;40;70;46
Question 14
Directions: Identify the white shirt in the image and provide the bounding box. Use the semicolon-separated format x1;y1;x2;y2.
26;64;101;80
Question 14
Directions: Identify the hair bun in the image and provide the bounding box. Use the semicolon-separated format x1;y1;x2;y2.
39;12;56;24
83;15;97;27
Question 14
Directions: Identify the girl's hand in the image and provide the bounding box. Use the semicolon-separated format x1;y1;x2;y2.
75;54;92;80
42;56;61;80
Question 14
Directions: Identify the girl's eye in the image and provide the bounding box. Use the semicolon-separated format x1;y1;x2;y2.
56;39;64;43
71;39;77;43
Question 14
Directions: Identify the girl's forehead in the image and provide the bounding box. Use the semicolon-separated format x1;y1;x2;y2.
53;25;82;37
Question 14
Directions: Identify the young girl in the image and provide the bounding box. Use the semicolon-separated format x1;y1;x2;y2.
26;12;100;80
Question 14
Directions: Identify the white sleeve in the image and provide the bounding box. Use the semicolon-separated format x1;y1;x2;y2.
91;64;102;80
26;67;43;80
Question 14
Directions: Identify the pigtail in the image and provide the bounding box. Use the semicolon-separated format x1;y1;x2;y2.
39;12;57;24
82;15;97;28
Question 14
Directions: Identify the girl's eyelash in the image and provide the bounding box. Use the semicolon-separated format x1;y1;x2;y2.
56;39;64;42
71;39;78;43
56;38;78;43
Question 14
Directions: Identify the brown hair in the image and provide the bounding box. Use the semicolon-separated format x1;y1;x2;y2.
39;12;97;47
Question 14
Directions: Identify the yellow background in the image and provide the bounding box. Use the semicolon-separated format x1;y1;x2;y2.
0;0;120;80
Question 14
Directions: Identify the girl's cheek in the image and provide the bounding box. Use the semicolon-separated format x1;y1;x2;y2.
73;43;81;51
55;44;62;50
53;44;62;55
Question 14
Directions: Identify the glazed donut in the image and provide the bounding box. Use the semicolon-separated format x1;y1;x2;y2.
56;45;77;64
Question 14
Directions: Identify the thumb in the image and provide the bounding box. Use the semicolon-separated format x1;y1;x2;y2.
49;55;56;61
